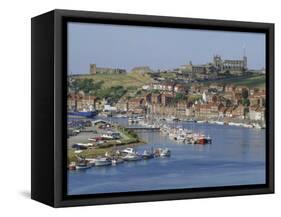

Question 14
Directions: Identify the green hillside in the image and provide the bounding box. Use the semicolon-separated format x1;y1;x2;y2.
76;71;153;89
218;74;266;89
202;74;266;89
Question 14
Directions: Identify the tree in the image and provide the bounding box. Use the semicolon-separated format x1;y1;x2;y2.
96;85;127;104
172;93;187;104
242;98;250;106
69;78;102;94
241;88;249;99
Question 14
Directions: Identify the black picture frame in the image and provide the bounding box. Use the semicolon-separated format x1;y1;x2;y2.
31;9;274;207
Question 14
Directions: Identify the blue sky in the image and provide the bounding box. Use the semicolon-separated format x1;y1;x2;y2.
68;22;266;74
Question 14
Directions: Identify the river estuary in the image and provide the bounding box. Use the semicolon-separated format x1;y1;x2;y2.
68;117;266;195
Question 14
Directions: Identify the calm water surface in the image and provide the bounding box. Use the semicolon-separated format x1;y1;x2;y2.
68;117;266;195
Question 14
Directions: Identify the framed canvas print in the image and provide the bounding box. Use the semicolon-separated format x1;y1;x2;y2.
31;9;274;207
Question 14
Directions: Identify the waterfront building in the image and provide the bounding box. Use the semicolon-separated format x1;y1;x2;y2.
116;100;128;112
104;104;117;112
225;106;235;118
218;106;227;118
249;105;265;121
127;97;145;114
67;92;97;111
194;103;219;119
222;92;234;102
232;104;246;119
233;93;243;105
95;99;106;111
249;91;266;107
249;87;260;96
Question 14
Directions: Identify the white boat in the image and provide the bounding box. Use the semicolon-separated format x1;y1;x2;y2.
160;148;171;157
241;123;254;128
76;143;93;148
228;122;241;127
176;134;186;142
76;162;92;170
121;147;136;154
122;153;142;161
111;158;124;165
214;121;224;125
85;158;97;166
253;123;262;129
197;120;207;124
137;116;144;120
94;157;112;166
142;150;154;159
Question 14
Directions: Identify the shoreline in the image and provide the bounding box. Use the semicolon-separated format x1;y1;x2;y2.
68;141;146;163
67;122;147;163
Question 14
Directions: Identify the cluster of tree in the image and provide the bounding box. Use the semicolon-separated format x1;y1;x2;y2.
69;78;104;94
241;88;250;106
97;86;127;104
171;93;188;104
69;78;127;104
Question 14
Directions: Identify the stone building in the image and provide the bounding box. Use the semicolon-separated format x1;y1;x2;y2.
232;104;246;119
249;105;265;121
67;93;96;111
127;98;145;114
115;99;128;112
183;54;247;76
90;64;126;75
213;55;247;73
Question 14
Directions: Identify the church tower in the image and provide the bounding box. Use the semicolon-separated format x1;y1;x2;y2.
243;47;247;70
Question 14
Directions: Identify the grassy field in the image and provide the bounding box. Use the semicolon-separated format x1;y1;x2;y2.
77;71;153;89
67;126;144;163
206;74;266;89
67;141;145;163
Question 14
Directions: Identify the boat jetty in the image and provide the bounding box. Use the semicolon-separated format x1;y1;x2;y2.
136;116;212;145
68;146;171;170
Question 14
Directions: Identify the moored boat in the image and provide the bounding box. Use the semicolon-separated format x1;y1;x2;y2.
141;150;154;159
111;158;124;165
160;148;171;157
122;153;142;161
121;147;136;155
94;157;112;166
76;161;92;170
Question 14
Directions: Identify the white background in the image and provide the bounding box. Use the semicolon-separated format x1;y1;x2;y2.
0;0;279;216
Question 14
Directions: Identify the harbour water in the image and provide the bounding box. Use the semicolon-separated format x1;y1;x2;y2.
68;117;266;195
